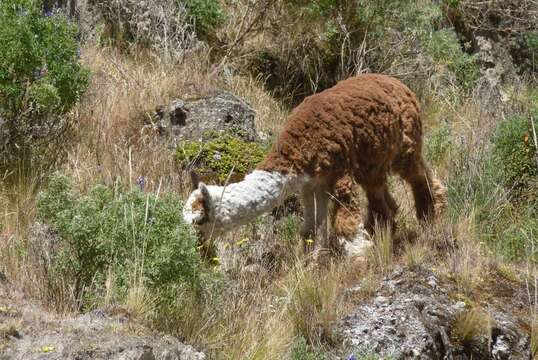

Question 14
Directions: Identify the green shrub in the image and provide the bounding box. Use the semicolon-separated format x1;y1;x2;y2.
491;116;537;199
0;0;89;169
93;0;223;51
251;0;445;104
175;133;269;183
36;174;201;309
424;29;478;92
181;0;224;35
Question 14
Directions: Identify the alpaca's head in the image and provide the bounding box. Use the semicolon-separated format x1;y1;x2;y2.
182;171;215;238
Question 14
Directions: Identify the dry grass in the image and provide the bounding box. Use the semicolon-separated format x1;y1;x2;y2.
402;241;431;269
447;212;487;296
532;319;538;359
0;318;21;343
451;307;491;347
68;45;221;194
367;224;394;275
226;75;289;136
283;261;344;346
151;255;366;359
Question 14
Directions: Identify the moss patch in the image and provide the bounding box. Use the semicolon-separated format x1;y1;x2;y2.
175;132;270;183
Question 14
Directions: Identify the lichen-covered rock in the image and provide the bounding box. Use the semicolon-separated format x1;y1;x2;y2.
150;92;258;142
472;36;519;114
340;267;531;359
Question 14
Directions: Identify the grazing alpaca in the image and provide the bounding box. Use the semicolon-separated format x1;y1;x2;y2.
183;74;446;255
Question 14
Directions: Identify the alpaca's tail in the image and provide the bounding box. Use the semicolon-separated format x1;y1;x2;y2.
429;175;447;219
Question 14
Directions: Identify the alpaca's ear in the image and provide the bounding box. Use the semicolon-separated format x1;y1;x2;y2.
190;170;200;191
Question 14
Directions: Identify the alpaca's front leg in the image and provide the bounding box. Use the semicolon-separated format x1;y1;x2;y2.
363;182;396;234
300;184;329;253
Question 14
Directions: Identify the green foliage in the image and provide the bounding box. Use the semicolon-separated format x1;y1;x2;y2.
446;118;538;261
253;0;445;103
424;29;478;92
525;32;538;53
290;337;327;360
425;123;456;166
0;0;88;116
175;133;269;183
180;0;224;34
444;0;460;7
491;116;537;199
0;0;89;168
277;214;301;245
36;173;201;308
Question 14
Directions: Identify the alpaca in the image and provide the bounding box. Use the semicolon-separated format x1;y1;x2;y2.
183;74;446;255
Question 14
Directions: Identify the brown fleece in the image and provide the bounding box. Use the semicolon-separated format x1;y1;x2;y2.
258;74;446;238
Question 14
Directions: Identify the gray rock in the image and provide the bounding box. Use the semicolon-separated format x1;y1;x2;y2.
340;267;531;359
472;36;519;115
150;92;258;142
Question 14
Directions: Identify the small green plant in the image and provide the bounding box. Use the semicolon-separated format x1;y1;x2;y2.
0;0;89;169
181;0;224;35
175;133;269;183
491;116;537;200
36;173;201;309
290;337;327;360
425;124;456;166
277;214;301;245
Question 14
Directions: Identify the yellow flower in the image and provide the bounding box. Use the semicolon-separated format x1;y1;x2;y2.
212;257;220;264
42;346;55;353
305;239;314;244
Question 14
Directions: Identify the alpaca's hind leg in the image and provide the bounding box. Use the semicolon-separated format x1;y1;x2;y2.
397;157;446;221
300;183;329;253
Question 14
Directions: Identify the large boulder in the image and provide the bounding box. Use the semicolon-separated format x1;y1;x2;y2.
340;267;531;359
148;92;259;142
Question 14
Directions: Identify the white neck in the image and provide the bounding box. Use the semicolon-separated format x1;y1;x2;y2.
205;170;309;233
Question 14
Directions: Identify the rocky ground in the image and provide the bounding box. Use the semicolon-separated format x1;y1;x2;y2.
0;279;206;360
2;264;534;359
341;266;533;359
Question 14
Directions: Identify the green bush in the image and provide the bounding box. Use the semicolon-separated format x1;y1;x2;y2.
491;116;537;199
251;0;445;104
36;174;201;309
181;0;224;35
175;133;269;183
0;0;89;168
93;0;223;51
424;29;478;92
